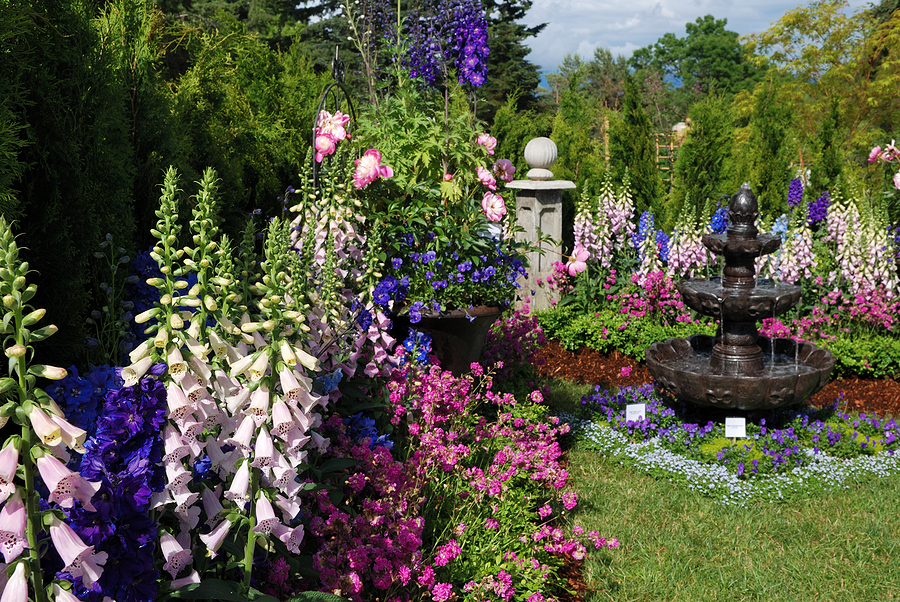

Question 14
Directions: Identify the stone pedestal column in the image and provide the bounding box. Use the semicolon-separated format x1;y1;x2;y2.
506;137;575;312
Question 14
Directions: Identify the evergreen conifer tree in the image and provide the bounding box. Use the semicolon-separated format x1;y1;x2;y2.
609;76;665;216
666;93;736;231
746;77;794;218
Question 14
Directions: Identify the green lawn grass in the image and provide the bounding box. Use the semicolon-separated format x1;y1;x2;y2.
546;379;900;602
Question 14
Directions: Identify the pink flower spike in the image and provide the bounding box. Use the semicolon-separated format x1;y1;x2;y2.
272;522;305;554
49;516;108;588
50;413;87;454
160;531;193;579
52;584;81;602
482;192;507;222
271;400;294;440
1;561;27;602
567;245;590;276
353;149;392;189
167;346;187;383
169;570;201;591
29;406;61;447
0;443;18;504
0;490;27;563
893;170;900;190
225;461;250;509
199;519;232;559
250;426;275;469
36;454;100;510
253;492;280;535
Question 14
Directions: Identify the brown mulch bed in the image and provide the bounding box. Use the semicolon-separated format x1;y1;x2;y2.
533;340;900;417
535;340;900;602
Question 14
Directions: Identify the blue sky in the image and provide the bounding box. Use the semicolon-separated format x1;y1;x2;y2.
521;0;874;75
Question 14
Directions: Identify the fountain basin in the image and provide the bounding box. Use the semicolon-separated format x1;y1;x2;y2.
678;277;801;321
646;334;837;411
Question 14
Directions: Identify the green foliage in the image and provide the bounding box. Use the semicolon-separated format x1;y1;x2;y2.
823;332;900;379
609;77;665;216
536;305;714;361
809;97;844;197
478;0;546;122
629;15;768;96
1;0;137;363
666;93;737;232
742;78;794;218
491;95;554;182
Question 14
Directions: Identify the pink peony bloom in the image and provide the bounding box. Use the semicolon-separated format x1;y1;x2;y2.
353;149;393;189
894;171;900;190
476;166;497;190
481;192;507;222
566;246;590;276
316;110;350;142
315;135;337;163
868;145;882;163
492;159;516;183
477;133;497;155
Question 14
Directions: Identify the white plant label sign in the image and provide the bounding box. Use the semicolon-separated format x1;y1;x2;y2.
725;417;747;439
625;403;646;422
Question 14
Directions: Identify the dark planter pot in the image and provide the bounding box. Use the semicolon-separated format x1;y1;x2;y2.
390;305;502;376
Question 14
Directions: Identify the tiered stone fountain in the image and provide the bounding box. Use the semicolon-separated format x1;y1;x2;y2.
646;184;836;411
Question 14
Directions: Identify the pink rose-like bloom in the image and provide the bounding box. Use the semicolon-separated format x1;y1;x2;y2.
353;149;394;189
566;245;590;276
477;133;497;155
868;145;883;163
492;159;516;183
314;135;337;163
476;166;497;190
481;192;506;222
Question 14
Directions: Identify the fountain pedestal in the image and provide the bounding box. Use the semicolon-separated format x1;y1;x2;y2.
646;184;835;411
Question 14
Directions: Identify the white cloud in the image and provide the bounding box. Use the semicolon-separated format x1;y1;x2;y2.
520;0;872;74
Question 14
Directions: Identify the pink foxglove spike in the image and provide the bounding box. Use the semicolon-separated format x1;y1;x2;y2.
245;386;271;427
28;406;62;447
188;355;212;387
0;443;17;504
167;346;187;383
0;490;27;563
0;561;27;602
252;492;280;535
36;454;100;511
225;415;255;457
201;486;225;527
250;426;275;470
199;520;232;559
166;382;195;424
48;413;87;453
160;531;193;579
52;584;82;602
272;522;305;554
122;356;153;387
49;516;108;588
271;399;294;439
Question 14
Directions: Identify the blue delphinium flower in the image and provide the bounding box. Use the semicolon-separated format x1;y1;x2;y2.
65;373;166;602
807;191;830;227
786;178;803;210
656;230;670;263
709;207;728;233
343;412;394;449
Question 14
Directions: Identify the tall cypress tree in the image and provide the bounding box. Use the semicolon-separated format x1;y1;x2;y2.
667;93;736;231
609;76;665;215
809;98;842;197
746;77;794;219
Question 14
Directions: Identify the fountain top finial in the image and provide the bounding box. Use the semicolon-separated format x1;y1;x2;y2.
727;183;759;239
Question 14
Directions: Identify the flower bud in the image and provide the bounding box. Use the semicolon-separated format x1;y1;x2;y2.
134;307;160;324
30;364;67;380
4;344;26;358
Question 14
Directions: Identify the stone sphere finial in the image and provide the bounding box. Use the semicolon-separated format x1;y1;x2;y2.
727;182;759;239
523;137;557;181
